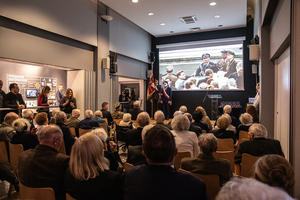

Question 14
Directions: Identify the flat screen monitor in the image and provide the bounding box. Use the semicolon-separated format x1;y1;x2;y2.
26;89;38;98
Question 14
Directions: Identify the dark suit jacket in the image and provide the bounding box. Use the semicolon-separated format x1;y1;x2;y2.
78;118;99;129
64;168;122;200
124;164;207;200
126;127;143;147
127;145;147;166
101;109;113;125
211;129;236;144
181;153;233;186
3;92;26;115
56;123;76;155
18;145;70;200
11;131;39;151
189;124;202;137
192;121;209;133
129;108;142;120
234;137;285;164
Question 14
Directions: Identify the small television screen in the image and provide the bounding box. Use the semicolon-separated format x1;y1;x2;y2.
26;89;38;98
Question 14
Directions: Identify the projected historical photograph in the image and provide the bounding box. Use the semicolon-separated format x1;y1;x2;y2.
159;43;244;91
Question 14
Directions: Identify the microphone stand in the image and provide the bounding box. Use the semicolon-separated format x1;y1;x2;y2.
203;90;209;102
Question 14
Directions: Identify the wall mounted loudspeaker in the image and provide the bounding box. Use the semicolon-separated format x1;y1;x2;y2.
102;57;110;69
249;44;259;61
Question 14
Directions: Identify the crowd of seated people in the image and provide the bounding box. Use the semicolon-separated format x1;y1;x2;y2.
0;101;296;200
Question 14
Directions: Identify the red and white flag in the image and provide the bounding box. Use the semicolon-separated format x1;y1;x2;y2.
147;63;157;100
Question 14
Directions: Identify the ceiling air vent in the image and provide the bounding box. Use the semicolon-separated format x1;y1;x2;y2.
189;27;201;31
180;16;197;24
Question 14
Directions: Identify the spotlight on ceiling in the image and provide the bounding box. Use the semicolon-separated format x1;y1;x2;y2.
210;2;216;6
132;0;138;3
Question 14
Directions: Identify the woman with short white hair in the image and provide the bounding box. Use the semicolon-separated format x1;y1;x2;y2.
171;115;200;157
236;113;253;139
119;113;133;127
64;133;122;199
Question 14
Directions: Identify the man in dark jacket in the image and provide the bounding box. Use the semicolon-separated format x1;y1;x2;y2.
3;83;26;116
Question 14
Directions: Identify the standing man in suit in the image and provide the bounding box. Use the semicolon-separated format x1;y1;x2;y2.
3;83;26;116
160;81;172;120
225;50;238;77
193;53;217;76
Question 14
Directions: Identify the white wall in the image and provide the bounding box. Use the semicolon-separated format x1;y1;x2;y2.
0;0;98;45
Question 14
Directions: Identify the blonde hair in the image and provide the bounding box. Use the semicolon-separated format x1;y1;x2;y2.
123;113;132;122
196;106;207;118
254;154;295;194
216;116;230;129
94;110;103;118
179;106;187;113
70;133;109;181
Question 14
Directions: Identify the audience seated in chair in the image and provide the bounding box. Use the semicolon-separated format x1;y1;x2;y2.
0;112;18;143
179;105;187;114
64;133;122;200
100;102;113;126
55;111;76;155
216;177;293;200
66;109;81;137
246;105;259;123
196;106;212;131
11;118;39;151
94;110;111;133
184;112;202;137
191;110;209;133
126;112;150;147
215;105;238;128
236;113;253;140
78;110;99;129
111;102;124;119
127;125;154;166
129;100;142;120
22;109;35;131
234;124;284;164
254;154;295;194
171;115;200;157
35;112;48;135
18;125;70;200
124;124;207;200
153;110;171;129
49;108;60;124
181;133;233;186
90;128;123;172
214;114;236;133
119;113;133;128
210;116;236;144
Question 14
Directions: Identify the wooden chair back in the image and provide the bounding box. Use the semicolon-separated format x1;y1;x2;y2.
79;128;92;137
174;151;191;170
213;151;234;171
99;123;108;134
178;168;220;200
58;140;66;155
240;153;260;177
238;131;249;144
124;162;134;170
69;127;76;136
217;138;235;152
66;193;77;200
0;141;10;165
114;119;122;125
20;182;56;200
9;143;23;173
103;118;108;124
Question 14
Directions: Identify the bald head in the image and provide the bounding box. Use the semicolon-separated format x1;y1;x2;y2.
38;125;63;151
4;112;19;126
137;112;150;127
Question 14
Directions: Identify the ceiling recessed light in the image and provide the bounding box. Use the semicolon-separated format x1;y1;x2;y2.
218;25;223;27
210;2;216;6
215;15;220;18
132;0;138;3
148;12;154;16
160;23;165;26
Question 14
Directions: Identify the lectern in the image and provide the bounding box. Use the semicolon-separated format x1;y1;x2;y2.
208;95;222;120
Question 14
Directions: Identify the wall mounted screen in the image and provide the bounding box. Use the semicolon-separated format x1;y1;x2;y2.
158;38;244;91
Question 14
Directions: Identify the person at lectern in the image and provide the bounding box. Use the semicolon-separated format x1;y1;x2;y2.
160;81;172;120
193;53;217;76
59;88;77;118
3;83;26;116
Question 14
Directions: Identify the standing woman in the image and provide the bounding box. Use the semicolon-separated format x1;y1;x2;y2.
56;84;64;106
60;88;76;118
38;86;50;120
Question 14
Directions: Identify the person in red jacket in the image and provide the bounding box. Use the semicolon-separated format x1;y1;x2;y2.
38;86;51;120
